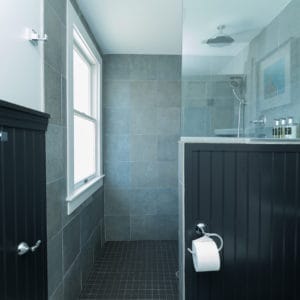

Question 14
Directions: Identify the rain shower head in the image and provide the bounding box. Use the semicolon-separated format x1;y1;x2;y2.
206;25;234;47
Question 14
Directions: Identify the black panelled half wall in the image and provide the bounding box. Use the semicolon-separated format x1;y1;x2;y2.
184;143;300;300
0;100;49;300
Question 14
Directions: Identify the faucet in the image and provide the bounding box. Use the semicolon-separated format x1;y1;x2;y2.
250;115;266;126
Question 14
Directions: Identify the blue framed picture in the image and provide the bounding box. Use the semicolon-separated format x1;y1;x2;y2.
263;58;285;99
257;40;291;110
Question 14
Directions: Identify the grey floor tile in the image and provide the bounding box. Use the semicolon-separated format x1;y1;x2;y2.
79;241;178;300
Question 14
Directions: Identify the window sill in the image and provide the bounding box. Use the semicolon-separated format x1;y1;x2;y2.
66;174;105;215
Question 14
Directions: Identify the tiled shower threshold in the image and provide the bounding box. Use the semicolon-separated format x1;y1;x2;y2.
80;240;178;300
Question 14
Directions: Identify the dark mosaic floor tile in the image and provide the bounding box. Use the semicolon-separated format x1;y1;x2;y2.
80;240;178;300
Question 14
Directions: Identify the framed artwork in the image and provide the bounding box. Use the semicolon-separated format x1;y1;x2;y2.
257;40;291;110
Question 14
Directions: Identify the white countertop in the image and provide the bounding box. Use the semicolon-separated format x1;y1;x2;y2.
179;137;300;144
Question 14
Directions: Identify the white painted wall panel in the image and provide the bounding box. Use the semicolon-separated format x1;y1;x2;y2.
0;0;44;111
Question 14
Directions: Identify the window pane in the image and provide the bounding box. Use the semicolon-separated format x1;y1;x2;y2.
74;115;96;184
73;49;91;115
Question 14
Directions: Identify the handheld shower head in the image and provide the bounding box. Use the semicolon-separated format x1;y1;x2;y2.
229;76;246;104
228;76;246;138
230;80;240;89
229;76;244;89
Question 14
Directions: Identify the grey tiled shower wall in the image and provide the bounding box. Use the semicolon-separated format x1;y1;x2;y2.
243;0;300;133
181;0;300;138
44;1;105;299
181;75;237;136
103;55;181;241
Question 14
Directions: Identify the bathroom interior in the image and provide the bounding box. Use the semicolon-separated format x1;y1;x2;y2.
0;0;300;299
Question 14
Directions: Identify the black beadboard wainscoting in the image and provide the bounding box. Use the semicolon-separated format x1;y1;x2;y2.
0;100;49;300
182;143;300;300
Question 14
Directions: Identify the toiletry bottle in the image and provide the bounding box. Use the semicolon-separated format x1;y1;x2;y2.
286;117;298;139
273;119;279;138
286;117;293;138
280;118;286;138
278;119;282;138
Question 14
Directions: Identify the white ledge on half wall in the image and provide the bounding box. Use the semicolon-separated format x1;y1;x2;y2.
179;137;300;144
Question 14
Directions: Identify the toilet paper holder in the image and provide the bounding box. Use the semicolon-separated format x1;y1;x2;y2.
188;223;223;253
195;223;207;236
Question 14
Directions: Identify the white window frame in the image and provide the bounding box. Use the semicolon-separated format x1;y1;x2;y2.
66;1;104;215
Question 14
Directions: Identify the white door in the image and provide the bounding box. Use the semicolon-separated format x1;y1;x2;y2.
0;0;44;111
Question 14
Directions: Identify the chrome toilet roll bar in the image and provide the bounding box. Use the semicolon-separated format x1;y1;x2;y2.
187;223;224;253
195;223;207;235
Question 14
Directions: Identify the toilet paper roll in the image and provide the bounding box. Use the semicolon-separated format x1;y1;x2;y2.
190;236;220;272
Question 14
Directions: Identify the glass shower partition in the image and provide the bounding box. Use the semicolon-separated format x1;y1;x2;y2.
181;0;300;139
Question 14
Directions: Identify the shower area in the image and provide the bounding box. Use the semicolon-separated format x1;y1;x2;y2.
79;1;300;299
179;1;300;300
181;0;300;139
182;74;246;137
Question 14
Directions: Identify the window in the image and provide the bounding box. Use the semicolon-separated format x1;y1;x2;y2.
66;1;103;214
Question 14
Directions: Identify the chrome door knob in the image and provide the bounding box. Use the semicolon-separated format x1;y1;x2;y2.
17;242;30;256
17;240;41;256
31;240;41;252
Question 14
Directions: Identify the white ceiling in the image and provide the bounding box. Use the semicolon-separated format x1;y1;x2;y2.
76;0;292;75
76;0;182;55
183;0;291;56
183;0;291;75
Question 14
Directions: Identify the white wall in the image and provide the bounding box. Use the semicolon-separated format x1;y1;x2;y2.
0;0;44;111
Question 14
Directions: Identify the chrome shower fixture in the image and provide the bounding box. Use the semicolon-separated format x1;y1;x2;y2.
229;76;244;90
206;25;235;47
229;76;246;104
229;75;246;138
